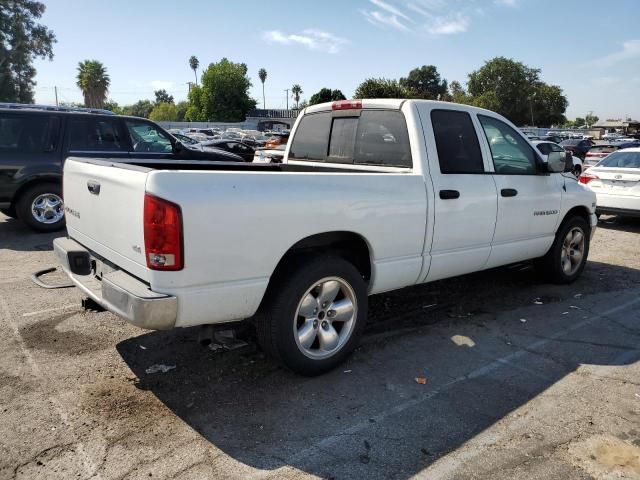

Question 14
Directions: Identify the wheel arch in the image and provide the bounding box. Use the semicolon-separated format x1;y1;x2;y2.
561;206;591;230
263;231;373;302
10;175;61;209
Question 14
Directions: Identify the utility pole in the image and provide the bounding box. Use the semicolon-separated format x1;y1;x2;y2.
54;86;58;106
187;82;193;93
284;89;289;110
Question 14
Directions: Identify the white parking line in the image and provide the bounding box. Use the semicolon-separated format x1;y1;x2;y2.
277;294;640;474
22;304;79;317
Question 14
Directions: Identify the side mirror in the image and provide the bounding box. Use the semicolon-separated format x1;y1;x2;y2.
546;151;566;173
173;140;183;153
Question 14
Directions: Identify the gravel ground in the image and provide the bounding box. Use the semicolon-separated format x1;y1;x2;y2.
0;213;639;480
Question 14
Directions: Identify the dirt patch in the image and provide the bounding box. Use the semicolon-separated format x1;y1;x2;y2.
567;434;640;479
19;312;107;356
13;443;85;480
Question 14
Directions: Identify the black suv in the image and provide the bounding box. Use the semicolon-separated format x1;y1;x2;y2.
0;104;241;232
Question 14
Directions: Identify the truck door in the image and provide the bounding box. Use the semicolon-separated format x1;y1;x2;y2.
418;107;498;282
475;114;562;268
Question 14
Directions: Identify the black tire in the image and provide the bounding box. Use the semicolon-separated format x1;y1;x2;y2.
257;254;368;376
0;207;17;219
535;215;590;284
16;183;65;232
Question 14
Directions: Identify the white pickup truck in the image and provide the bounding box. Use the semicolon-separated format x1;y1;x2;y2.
55;99;597;375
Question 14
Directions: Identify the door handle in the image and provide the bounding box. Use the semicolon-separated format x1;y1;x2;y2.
501;188;518;197
439;189;460;200
87;180;101;195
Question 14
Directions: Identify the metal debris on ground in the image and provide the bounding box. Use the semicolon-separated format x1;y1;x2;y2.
520;318;527;323
533;298;543;305
145;364;176;374
415;376;428;385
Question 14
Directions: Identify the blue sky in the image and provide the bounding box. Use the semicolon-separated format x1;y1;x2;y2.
34;0;640;121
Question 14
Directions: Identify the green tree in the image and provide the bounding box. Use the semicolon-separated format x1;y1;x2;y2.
354;78;407;99
291;84;303;109
308;88;346;105
399;65;448;100
447;80;472;104
175;101;188;121
467;57;566;126
103;99;122;114
149;102;178;121
76;60;110;108
574;117;586;128
585;113;599;127
154;89;174;104
258;68;267;109
0;0;56;103
189;55;199;85
122;99;154;118
185;58;256;121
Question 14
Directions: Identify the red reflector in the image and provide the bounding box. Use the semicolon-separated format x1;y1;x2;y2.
332;100;362;110
144;193;183;271
579;172;599;185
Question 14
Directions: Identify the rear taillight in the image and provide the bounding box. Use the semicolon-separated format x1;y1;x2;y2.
579;172;599;185
144;193;183;270
332;100;362;110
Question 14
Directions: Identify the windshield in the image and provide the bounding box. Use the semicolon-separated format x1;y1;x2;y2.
598;151;640;168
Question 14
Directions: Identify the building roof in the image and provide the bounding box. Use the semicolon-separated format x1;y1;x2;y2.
593;119;639;128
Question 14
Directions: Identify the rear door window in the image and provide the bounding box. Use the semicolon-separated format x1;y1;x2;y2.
430;109;484;174
68;117;127;152
0;113;58;153
328;117;358;162
288;112;331;161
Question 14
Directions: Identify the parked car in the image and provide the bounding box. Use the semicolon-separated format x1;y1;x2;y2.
532;140;582;176
54;99;596;375
584;144;621;169
560;139;592;159
199;139;255;162
617;141;640;149
0;104;242;232
253;145;286;163
579;148;640;218
540;135;564;144
611;137;636;144
602;132;623;140
264;132;290;149
171;132;200;145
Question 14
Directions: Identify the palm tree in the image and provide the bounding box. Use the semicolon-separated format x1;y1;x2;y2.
291;84;303;109
76;60;110;109
258;68;267;109
189;56;199;85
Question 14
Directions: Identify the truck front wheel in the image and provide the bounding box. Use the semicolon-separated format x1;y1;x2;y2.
535;215;590;284
257;255;368;376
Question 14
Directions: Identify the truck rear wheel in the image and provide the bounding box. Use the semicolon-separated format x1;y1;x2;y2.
257;255;368;376
16;183;65;233
535;215;590;284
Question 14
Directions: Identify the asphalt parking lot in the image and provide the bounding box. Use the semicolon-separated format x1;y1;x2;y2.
1;213;640;480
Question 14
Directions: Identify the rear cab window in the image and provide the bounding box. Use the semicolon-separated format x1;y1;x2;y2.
289;109;412;168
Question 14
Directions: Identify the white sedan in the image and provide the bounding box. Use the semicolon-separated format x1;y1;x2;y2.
532;140;583;176
580;147;640;217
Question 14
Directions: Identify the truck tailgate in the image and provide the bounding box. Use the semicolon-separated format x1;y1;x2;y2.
63;158;150;281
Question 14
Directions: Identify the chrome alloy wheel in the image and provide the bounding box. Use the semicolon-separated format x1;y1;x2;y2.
31;193;64;224
293;277;357;360
561;227;585;276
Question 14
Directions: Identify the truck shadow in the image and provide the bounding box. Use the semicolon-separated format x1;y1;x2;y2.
116;260;640;479
0;215;61;252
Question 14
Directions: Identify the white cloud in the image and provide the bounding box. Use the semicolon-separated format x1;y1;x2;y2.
151;80;173;90
494;0;517;6
361;9;411;31
591;39;640;67
427;14;470;35
262;29;348;54
370;0;412;21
